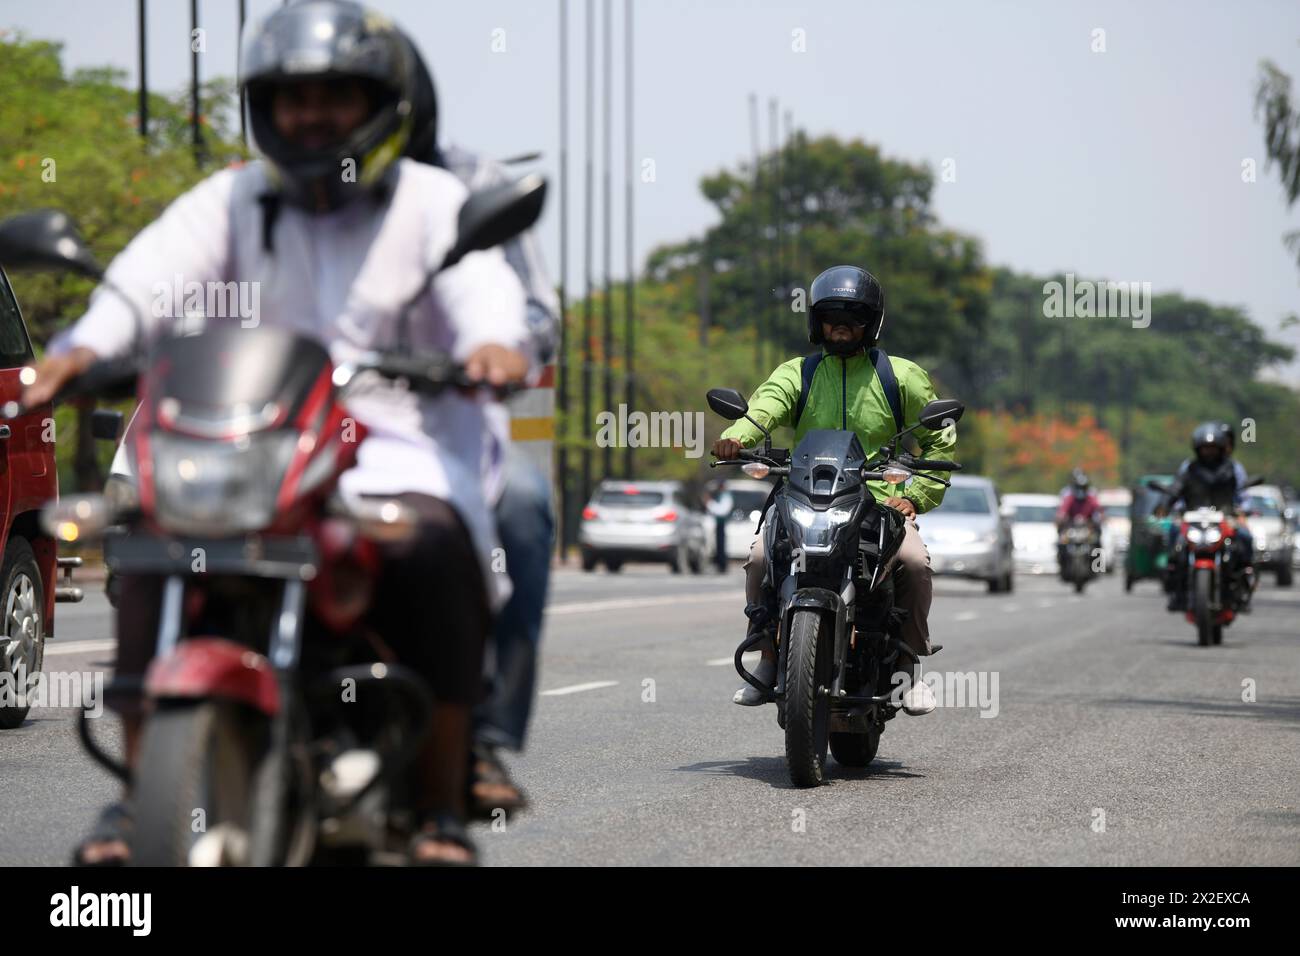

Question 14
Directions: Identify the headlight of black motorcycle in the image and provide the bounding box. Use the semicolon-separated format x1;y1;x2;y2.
784;499;857;555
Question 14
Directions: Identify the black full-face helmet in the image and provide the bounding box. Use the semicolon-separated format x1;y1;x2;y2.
1192;421;1228;466
808;265;885;355
240;0;417;212
1070;468;1091;498
1216;421;1236;452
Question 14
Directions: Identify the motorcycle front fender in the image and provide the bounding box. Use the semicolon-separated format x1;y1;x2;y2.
144;637;280;716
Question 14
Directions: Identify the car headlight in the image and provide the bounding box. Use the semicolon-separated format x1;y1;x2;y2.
151;431;300;536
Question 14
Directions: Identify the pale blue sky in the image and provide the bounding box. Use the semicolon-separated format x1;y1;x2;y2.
5;0;1300;380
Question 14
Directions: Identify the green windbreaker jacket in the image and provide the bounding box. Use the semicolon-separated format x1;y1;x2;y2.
719;349;956;512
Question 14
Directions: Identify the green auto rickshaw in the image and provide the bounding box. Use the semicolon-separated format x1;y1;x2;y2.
1124;473;1176;592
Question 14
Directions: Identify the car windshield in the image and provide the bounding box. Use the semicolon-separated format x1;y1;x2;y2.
931;486;991;515
596;489;666;507
1013;505;1057;523
1243;495;1280;517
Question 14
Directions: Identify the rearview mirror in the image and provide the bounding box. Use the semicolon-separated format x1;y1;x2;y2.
918;399;964;431
706;388;748;421
0;210;102;278
1146;481;1169;494
90;409;124;442
442;174;547;270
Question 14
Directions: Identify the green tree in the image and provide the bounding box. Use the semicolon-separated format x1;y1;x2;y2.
0;34;244;490
1256;49;1300;268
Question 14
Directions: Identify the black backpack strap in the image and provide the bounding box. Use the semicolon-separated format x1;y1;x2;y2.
869;347;904;433
793;351;825;428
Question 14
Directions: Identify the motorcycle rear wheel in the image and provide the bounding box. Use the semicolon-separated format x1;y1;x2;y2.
829;729;879;767
784;610;832;788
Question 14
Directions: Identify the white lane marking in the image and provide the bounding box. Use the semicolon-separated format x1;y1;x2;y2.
44;639;115;657
547;591;743;616
1037;599;1054;608
707;652;760;666
954;611;979;622
1004;603;1020;613
540;680;619;697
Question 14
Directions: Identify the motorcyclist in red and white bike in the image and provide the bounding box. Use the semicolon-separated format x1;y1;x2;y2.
24;0;530;866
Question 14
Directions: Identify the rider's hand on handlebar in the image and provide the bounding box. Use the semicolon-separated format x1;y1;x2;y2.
712;437;743;461
463;344;529;388
883;496;916;519
19;347;98;409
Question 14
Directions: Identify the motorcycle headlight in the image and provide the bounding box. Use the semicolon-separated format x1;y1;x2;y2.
151;431;301;536
1186;526;1221;545
785;501;856;553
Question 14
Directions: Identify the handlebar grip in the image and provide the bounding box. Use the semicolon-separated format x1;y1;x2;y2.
908;458;961;471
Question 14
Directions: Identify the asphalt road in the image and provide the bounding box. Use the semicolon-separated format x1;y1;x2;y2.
2;563;1298;866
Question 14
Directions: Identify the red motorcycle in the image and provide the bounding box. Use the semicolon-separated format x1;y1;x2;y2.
0;176;544;865
1148;479;1259;647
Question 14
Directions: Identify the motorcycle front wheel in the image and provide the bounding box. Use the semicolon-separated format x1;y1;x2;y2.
784;609;832;787
1193;567;1214;647
132;700;262;866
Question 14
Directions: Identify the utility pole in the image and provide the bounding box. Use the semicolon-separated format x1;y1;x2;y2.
190;0;204;165
601;0;614;481
557;0;572;553
623;0;635;479
581;0;594;516
137;0;148;140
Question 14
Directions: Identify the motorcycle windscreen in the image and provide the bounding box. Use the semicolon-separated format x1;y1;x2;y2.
788;429;867;498
147;325;331;437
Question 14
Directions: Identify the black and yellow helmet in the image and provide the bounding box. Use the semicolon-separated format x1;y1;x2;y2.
240;0;416;212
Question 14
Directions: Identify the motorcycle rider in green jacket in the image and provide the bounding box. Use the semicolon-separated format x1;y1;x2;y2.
711;265;955;715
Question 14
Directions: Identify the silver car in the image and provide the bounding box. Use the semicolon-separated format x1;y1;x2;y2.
1243;485;1294;587
918;475;1015;592
579;480;708;573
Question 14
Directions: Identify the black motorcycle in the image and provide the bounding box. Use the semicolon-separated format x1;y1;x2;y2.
706;388;963;787
1060;515;1098;594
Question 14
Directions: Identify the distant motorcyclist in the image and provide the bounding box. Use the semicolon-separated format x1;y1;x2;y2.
710;265;955;716
1055;468;1102;578
1160;422;1254;611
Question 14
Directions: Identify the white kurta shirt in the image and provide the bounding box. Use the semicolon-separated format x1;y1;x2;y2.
52;158;530;607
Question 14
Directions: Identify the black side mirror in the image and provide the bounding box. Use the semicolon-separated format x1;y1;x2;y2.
90;409;124;442
1146;481;1170;494
706;388;748;421
0;210;102;278
918;399;964;431
442;174;547;270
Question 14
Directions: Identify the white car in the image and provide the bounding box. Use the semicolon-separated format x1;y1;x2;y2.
1097;487;1132;575
715;479;774;561
1242;485;1294;587
1002;493;1060;575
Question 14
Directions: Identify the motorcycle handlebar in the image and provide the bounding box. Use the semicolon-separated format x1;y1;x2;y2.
354;351;525;398
3;357;141;419
905;457;961;471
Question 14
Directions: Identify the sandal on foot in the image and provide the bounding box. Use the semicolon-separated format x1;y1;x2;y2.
468;745;528;820
409;814;478;867
72;801;133;867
